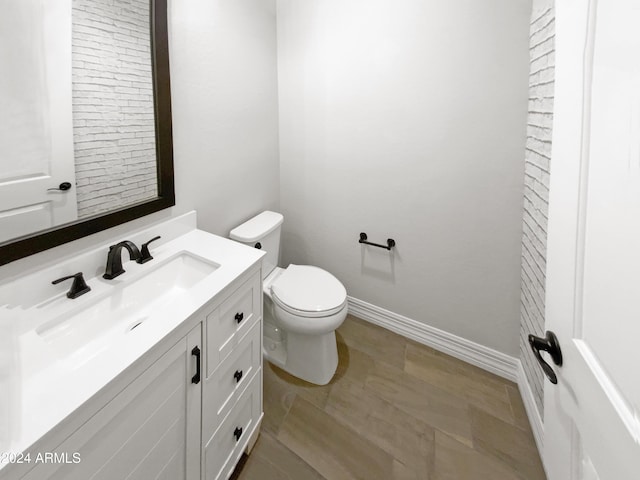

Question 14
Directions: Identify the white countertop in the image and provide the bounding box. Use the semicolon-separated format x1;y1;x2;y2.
0;213;263;474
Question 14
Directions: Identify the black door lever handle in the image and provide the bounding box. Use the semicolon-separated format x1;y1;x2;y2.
528;331;563;384
47;182;72;192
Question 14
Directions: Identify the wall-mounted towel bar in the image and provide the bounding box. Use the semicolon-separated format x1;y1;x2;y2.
359;232;396;250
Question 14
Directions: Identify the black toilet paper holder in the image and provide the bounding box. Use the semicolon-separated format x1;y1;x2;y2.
359;233;396;250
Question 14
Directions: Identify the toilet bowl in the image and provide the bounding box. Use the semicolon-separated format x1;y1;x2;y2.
264;265;347;384
230;211;347;385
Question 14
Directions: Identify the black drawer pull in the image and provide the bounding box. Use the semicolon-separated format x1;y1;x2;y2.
233;426;243;442
235;312;244;324
234;370;243;383
191;346;201;384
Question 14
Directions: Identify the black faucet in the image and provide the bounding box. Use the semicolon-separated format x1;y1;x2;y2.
103;241;142;280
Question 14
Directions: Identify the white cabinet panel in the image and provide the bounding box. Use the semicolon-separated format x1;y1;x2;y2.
126;417;184;480
203;373;262;480
202;267;264;480
21;326;202;480
203;321;261;442
206;272;261;373
156;450;183;480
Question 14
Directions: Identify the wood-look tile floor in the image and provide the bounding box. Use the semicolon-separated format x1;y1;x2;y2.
231;315;546;480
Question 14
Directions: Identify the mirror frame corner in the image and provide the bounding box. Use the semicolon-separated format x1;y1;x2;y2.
0;0;174;267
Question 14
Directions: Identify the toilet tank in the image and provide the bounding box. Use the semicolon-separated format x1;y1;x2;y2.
229;211;284;279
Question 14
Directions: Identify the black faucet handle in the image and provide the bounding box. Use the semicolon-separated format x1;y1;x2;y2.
52;272;91;299
138;236;161;264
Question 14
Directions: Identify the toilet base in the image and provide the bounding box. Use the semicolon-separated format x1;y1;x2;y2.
262;296;343;385
262;329;339;385
285;330;338;385
263;337;287;368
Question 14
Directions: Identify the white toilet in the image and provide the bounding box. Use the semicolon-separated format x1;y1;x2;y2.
230;211;347;385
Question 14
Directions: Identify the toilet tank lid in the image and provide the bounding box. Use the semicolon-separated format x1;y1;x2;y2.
230;211;284;242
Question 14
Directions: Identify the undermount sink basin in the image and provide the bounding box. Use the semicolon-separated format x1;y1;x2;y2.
36;252;218;366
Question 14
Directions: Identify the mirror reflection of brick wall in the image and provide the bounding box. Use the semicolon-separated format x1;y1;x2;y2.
72;0;158;219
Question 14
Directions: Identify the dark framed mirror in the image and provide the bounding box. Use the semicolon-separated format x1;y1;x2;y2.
0;0;174;267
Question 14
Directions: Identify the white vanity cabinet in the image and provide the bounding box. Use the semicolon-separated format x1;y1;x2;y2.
18;325;202;480
202;271;263;480
0;218;265;480
11;269;264;480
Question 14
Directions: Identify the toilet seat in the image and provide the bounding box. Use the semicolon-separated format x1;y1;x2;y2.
270;264;347;318
271;293;346;318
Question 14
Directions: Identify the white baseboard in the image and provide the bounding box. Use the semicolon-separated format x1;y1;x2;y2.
516;360;545;456
347;296;519;381
347;296;544;456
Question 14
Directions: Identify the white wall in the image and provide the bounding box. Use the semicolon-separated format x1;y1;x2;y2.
2;0;532;362
277;0;531;355
170;0;280;235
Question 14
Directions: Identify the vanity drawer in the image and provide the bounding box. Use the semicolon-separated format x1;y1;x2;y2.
203;320;261;441
203;372;262;480
206;272;261;374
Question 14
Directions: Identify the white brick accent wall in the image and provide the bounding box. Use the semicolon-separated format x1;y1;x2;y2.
72;0;158;219
520;2;555;417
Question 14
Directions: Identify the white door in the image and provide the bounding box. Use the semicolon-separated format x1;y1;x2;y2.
0;0;77;244
542;0;640;478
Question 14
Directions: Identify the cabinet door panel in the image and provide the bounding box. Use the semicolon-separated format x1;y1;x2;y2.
91;380;185;480
21;327;202;480
126;418;185;480
156;450;183;480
